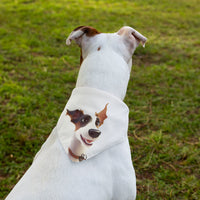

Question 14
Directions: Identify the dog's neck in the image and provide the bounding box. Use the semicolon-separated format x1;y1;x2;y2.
76;50;131;100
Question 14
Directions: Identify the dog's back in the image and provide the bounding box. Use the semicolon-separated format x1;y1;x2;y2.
6;127;136;200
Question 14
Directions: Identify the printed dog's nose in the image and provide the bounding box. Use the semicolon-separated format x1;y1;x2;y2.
88;129;101;138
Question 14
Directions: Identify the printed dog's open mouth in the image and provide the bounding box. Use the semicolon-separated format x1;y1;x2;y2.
80;135;93;146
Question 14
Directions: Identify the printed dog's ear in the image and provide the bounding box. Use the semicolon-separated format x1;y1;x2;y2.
66;26;100;47
95;103;108;127
66;109;84;124
117;26;147;48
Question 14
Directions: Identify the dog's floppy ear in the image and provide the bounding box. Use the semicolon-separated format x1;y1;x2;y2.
66;26;100;47
66;109;85;131
95;103;108;127
117;26;147;48
66;109;84;124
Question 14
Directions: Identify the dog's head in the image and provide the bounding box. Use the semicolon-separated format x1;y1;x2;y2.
66;104;108;147
66;25;147;67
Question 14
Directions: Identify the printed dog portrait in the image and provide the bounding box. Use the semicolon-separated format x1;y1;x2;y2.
66;103;108;162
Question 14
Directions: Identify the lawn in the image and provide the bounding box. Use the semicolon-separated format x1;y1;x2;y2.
0;0;199;199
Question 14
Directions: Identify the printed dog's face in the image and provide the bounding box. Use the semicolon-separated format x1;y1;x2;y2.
67;104;108;147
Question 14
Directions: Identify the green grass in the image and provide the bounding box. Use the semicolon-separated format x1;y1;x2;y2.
0;0;199;199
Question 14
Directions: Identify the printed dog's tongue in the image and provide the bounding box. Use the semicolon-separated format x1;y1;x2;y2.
86;139;93;143
81;135;93;146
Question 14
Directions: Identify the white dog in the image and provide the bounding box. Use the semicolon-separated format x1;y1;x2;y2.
5;26;147;200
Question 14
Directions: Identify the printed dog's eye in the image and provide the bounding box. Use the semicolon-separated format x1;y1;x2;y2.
95;118;100;127
81;118;85;123
80;115;91;125
81;118;88;123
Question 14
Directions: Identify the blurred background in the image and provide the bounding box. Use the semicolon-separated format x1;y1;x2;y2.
0;0;199;199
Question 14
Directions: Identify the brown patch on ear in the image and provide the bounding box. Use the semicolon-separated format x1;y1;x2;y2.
73;26;85;31
80;49;83;65
73;26;100;65
95;103;108;127
66;109;84;131
73;26;100;37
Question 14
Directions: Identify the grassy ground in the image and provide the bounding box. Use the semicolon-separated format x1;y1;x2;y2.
0;0;199;199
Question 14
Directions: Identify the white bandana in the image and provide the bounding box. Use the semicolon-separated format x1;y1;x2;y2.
57;87;129;162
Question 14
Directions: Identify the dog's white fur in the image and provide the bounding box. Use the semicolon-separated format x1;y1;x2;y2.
6;26;147;200
73;26;146;100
